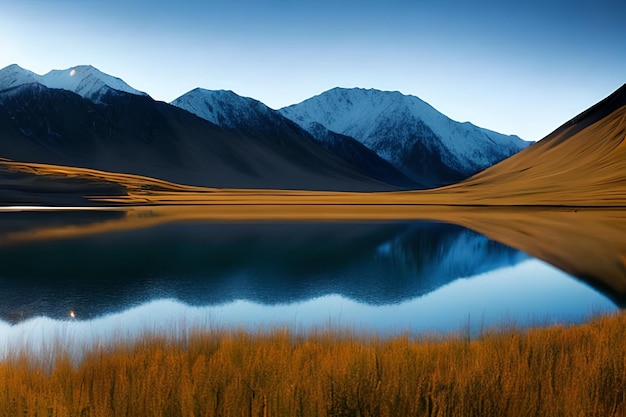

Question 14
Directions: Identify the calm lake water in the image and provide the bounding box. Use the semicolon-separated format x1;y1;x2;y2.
0;211;618;354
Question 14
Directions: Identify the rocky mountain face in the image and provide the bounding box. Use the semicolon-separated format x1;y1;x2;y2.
0;83;391;191
171;88;416;188
0;64;148;103
280;87;530;187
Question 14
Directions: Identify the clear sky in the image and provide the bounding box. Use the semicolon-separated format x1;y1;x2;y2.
0;0;624;141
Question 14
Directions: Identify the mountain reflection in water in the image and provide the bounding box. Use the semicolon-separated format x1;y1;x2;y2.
0;215;527;323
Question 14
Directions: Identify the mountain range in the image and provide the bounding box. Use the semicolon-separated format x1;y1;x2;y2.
0;64;148;103
0;64;529;191
171;88;416;188
0;65;394;191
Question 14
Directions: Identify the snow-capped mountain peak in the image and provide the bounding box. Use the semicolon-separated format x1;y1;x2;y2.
0;64;41;90
171;88;273;129
280;87;530;187
0;64;148;104
42;65;148;103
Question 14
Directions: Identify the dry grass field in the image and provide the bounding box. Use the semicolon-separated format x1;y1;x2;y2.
1;311;625;417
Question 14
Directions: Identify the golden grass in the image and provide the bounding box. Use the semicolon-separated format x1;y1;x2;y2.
1;312;625;417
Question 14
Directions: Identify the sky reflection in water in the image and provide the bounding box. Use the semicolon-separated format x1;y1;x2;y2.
0;258;616;360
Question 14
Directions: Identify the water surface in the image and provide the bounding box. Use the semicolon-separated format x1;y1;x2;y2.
0;211;617;351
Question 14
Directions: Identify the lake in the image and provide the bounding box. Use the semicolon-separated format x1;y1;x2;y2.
0;208;620;357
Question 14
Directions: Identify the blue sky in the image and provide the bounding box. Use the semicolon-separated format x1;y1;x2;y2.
1;0;624;141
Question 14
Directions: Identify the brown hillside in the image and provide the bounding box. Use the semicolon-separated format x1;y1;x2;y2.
420;84;626;206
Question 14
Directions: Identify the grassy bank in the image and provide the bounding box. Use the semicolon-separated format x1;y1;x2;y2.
1;312;625;417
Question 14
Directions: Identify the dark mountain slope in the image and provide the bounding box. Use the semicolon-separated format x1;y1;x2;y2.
0;83;398;191
171;88;416;188
280;87;530;188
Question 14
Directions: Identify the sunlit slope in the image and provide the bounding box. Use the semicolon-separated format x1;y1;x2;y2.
422;84;626;206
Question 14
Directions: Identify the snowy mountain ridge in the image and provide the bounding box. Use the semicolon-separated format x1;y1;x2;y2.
0;64;148;103
171;88;418;188
0;64;40;90
280;87;530;186
170;88;276;130
0;64;530;189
